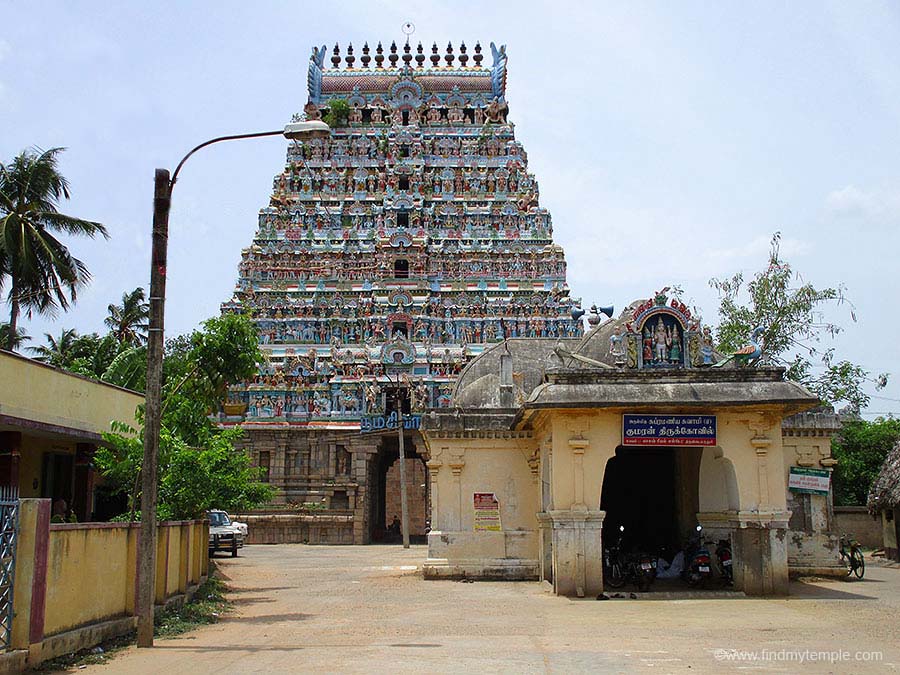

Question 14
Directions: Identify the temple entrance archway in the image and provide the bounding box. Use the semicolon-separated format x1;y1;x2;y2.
367;432;429;544
600;445;703;558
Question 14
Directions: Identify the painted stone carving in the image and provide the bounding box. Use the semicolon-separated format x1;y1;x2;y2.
222;41;581;425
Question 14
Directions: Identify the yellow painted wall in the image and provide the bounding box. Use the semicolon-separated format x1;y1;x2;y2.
429;436;539;560
165;526;181;597
15;435;78;498
0;351;142;436
44;526;133;635
37;519;207;637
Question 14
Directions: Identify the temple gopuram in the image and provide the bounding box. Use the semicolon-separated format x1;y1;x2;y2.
221;40;581;544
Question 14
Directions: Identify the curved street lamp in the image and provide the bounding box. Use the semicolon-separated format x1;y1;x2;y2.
137;120;329;647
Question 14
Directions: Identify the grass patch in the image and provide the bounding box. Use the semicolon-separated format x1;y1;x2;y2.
155;575;229;638
38;572;231;671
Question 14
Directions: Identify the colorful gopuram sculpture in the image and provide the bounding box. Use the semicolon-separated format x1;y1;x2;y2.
220;40;580;537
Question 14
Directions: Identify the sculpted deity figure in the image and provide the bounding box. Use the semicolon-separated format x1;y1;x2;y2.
484;98;508;123
365;382;381;413
608;326;627;365
654;317;670;362
669;326;682;363
303;101;321;121
700;326;715;366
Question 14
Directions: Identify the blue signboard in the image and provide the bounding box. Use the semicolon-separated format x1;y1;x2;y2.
360;412;422;434
622;414;716;446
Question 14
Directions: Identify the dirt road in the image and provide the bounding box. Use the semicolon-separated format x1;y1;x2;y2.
77;545;900;673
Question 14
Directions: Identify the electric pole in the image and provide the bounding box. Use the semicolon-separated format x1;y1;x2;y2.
396;384;410;549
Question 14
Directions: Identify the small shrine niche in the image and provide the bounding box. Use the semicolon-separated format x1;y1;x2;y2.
624;289;701;370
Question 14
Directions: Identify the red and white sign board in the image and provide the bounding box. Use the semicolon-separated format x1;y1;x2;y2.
473;492;501;532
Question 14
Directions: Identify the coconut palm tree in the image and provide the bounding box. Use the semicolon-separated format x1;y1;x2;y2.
28;327;80;367
0;322;29;351
0;147;108;349
105;287;149;346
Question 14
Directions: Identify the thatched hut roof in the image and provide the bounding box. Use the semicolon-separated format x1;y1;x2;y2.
868;440;900;512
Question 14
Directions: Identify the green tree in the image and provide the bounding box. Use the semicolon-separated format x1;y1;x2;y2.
105;287;149;347
95;313;270;520
832;417;900;506
101;345;147;391
28;328;119;379
0;322;29;351
710;233;887;411
0;147;108;349
28;327;80;366
67;332;121;380
160;428;275;519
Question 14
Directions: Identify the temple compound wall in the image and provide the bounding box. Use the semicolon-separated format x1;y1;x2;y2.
221;40;580;543
422;293;846;597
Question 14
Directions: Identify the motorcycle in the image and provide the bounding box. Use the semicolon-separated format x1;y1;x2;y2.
682;525;713;588
604;525;655;592
715;538;734;586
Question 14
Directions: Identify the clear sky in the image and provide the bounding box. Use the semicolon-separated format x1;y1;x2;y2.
2;1;898;416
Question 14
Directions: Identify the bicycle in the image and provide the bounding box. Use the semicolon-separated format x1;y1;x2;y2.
839;533;865;579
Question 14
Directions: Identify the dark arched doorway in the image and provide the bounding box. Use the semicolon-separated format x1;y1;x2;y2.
367;433;429;544
600;445;702;557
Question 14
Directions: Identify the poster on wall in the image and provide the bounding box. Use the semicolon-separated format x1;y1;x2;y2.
622;414;717;446
473;492;502;531
788;467;831;495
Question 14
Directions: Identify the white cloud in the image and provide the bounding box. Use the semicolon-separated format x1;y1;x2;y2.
703;235;810;265
825;184;900;222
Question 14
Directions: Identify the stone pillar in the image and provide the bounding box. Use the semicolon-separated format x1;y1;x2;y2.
544;509;605;597
425;450;443;529
732;515;790;596
448;449;465;531
569;435;588;509
700;510;789;596
272;438;288;488
352;443;378;544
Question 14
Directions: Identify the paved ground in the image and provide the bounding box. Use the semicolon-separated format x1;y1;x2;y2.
77;545;900;674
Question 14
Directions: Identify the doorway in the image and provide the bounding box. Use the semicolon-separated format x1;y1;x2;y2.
600;445;702;558
367;433;429;544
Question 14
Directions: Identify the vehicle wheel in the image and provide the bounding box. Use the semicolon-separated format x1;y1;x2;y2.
852;549;865;579
605;562;626;589
839;552;853;577
231;540;239;558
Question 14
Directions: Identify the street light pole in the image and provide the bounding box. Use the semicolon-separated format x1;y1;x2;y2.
135;121;329;648
396;387;410;549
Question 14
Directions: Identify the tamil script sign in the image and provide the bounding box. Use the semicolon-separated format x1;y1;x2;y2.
788;467;831;495
360;412;422;434
622;414;717;446
473;492;501;532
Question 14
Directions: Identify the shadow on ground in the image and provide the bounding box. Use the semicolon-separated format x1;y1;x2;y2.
222;612;315;624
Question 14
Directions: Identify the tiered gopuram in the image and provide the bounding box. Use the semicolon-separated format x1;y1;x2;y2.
221;40;581;543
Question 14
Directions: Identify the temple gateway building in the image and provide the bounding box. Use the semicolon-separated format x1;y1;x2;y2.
224;40;845;596
421;295;843;596
222;40;579;545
